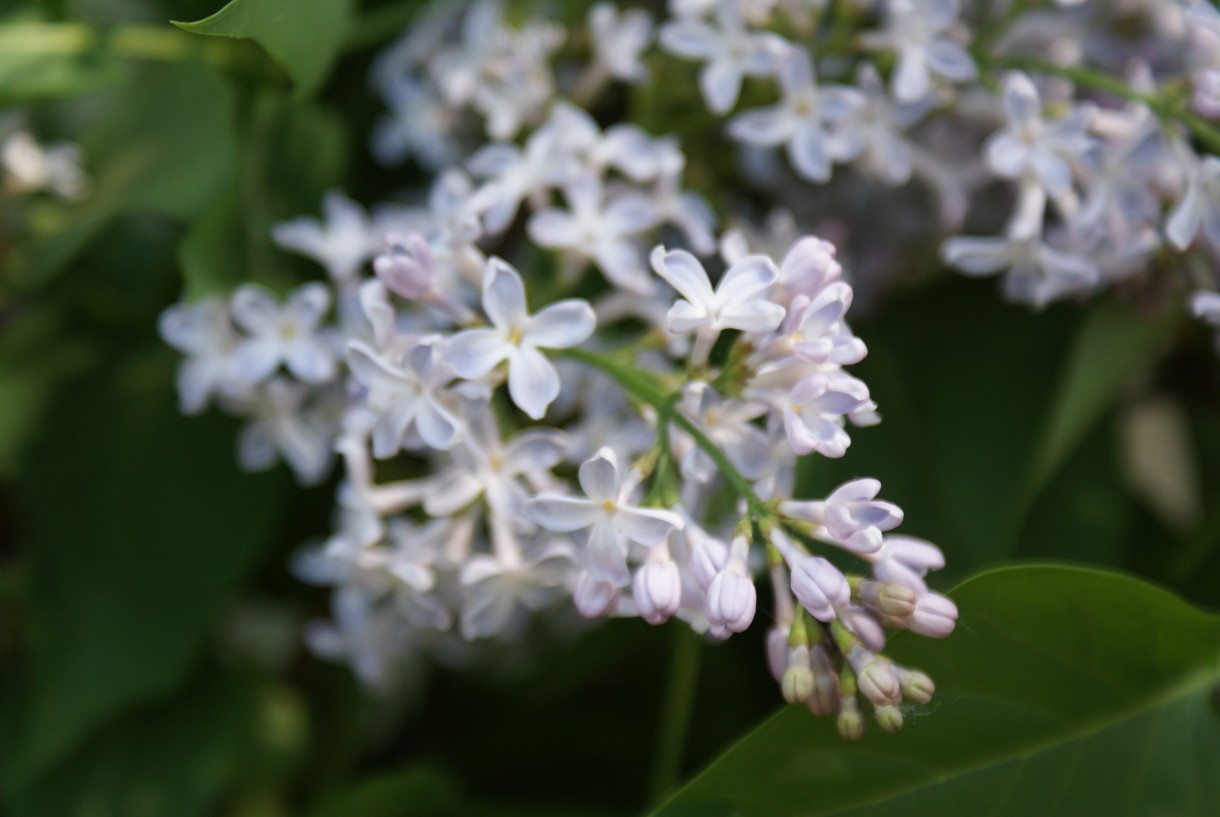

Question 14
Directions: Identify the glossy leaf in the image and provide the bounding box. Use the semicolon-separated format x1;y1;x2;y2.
9;349;285;787
651;565;1220;817
174;0;355;96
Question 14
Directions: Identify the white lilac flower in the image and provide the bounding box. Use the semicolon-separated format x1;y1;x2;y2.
588;3;655;84
984;72;1095;198
228;283;338;386
372;78;462;170
861;0;977;103
272;191;378;283
652;170;719;256
781;373;871;457
941;228;1099;308
445;257;596;420
423;411;568;523
650;246;785;347
867;535;946;593
347;335;464;455
158;296;242;414
458;539;577;639
659;0;785;114
305;588;406;690
233;378;333;485
1166;153;1220;251
677;382;771;483
1070;109;1164;247
775;283;866;367
780;478;903;554
1;129;87;199
528;447;684;587
468;135;568;235
527;171;661;293
831;63;932;186
728;46;864;183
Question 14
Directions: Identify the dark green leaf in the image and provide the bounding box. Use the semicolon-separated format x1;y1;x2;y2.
174;0;355;96
178;181;246;299
5;669;260;817
9;348;285;787
652;565;1220;817
1017;301;1173;520
0;306;93;476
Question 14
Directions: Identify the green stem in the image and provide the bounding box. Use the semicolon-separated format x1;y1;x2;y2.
560;347;769;517
648;624;703;805
984;55;1220;155
0;21;241;70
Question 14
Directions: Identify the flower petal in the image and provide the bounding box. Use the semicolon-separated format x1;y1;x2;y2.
526;299;596;348
507;345;560;420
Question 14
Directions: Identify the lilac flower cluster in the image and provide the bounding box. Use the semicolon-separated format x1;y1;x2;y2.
202;0;1220;738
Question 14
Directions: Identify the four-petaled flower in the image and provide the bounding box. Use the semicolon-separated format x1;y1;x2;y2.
446;257;596;420
528;447;684;587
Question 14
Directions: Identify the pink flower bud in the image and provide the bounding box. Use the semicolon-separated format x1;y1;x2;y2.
706;568;756;634
374;233;436;299
633;557;682;625
909;592;958;637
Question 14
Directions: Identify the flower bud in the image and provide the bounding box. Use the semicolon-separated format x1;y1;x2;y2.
706;568;756;634
874;704;904;733
839;606;886;652
781;644;814;704
574;571;618;618
847;646;901;706
788;554;848;621
633;557;682;625
895;666;935;704
837;696;864;740
858;580;917;618
806;644;840;716
908;592;958;638
374;233;435;299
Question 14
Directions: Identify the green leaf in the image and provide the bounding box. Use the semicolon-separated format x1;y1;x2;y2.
0;306;93;476
174;0;355;96
0;22;127;103
9;348;285;787
305;765;618;817
1017;301;1173;520
651;565;1220;817
178;181;247;299
5;60;238;289
305;767;464;817
5;669;260;817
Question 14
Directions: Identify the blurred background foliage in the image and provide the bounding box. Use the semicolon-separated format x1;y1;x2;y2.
0;0;1218;815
